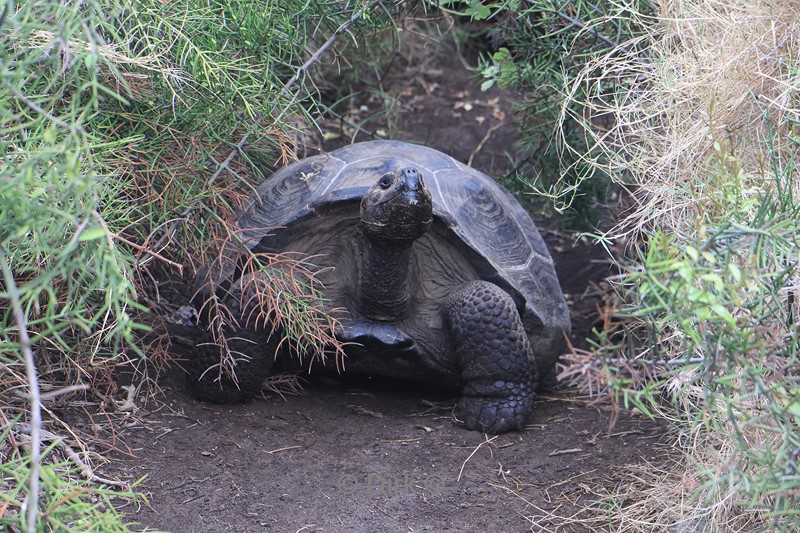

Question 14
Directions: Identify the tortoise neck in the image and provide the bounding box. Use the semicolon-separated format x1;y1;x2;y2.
358;235;415;322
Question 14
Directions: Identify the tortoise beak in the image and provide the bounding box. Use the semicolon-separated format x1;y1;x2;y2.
397;167;430;207
400;167;422;192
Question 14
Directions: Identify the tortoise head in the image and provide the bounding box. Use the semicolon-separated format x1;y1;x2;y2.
360;166;433;242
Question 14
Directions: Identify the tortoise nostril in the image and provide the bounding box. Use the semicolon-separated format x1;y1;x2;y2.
402;168;420;191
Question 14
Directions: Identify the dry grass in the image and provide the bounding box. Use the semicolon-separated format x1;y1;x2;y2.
551;1;800;530
573;374;790;532
554;349;792;530
559;0;800;241
557;268;800;529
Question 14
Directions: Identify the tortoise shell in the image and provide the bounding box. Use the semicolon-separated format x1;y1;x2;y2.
204;140;570;377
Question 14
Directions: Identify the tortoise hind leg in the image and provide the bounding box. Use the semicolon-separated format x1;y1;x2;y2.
446;280;538;433
185;272;279;404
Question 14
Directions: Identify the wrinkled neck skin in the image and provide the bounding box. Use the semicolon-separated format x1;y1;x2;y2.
358;233;415;322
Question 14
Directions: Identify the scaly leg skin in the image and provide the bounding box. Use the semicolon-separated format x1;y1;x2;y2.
185;327;277;403
446;280;538;433
185;273;278;404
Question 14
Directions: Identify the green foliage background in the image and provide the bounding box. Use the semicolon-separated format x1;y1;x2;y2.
461;0;800;529
442;0;800;529
3;0;798;530
468;0;655;227
0;0;397;530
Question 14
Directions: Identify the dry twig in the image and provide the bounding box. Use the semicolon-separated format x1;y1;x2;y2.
458;434;498;481
13;423;125;487
0;250;42;533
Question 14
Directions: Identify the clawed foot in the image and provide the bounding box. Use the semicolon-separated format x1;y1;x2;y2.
456;381;534;433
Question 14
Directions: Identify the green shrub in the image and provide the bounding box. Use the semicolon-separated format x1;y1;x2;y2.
586;141;800;530
0;424;145;533
552;1;800;529
1;0;396;530
438;0;655;227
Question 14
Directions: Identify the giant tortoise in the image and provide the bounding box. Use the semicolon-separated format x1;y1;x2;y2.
184;140;570;434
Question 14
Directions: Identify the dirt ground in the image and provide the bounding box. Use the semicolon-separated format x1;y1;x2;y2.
109;31;667;532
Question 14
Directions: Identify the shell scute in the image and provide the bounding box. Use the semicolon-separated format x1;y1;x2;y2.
229;140;569;340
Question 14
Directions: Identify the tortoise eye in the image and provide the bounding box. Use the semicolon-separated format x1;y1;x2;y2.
378;175;393;189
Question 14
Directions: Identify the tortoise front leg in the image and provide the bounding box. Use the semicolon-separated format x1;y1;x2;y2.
186;326;278;403
446;281;538;433
185;273;279;404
